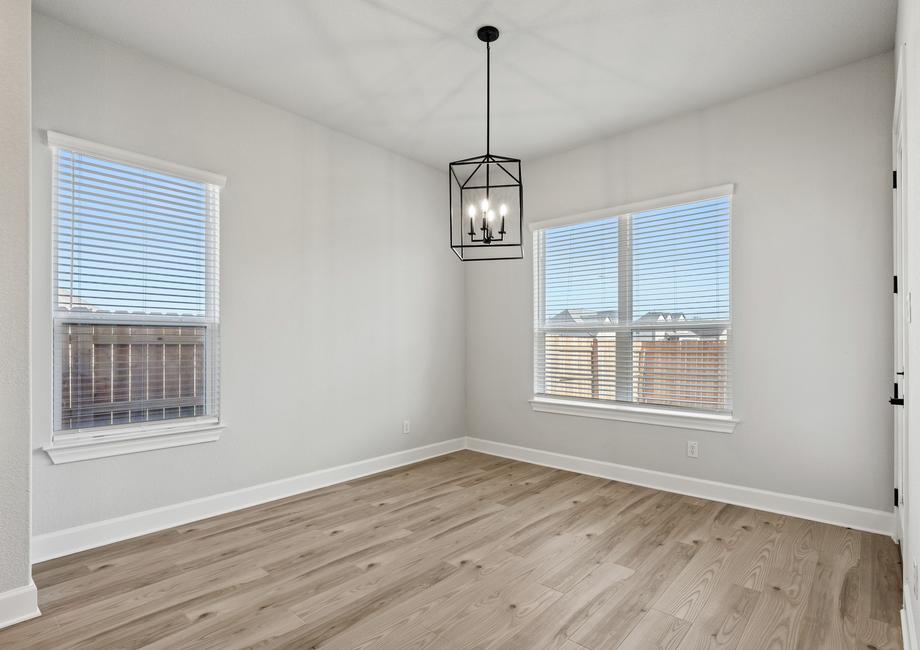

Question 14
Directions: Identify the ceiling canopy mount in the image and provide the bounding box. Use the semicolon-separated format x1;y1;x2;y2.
476;25;500;43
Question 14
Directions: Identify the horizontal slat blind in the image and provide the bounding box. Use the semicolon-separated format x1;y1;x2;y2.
59;324;207;430
52;142;221;436
632;199;730;322
542;217;619;323
534;195;731;413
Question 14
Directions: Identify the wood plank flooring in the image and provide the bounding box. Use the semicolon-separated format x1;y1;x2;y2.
0;451;902;649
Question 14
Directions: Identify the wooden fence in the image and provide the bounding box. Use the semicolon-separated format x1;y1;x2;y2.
543;333;729;411
59;323;206;430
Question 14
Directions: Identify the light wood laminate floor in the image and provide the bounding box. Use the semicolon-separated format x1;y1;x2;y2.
0;451;903;649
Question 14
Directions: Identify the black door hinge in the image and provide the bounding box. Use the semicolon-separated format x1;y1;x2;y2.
894;275;899;294
891;382;904;406
894;170;898;189
895;487;900;508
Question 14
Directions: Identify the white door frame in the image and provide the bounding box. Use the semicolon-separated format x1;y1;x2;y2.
894;43;908;544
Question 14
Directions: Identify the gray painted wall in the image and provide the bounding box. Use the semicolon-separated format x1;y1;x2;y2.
30;14;466;534
466;52;895;512
0;0;33;593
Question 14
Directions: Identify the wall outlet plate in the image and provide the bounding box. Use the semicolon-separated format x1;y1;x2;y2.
687;441;699;458
402;420;410;435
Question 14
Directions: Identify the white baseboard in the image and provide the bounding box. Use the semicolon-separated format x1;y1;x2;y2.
31;434;895;565
465;437;895;536
905;587;919;650
0;581;39;631
32;438;465;562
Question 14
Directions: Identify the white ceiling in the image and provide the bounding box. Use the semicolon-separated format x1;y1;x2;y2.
34;0;897;168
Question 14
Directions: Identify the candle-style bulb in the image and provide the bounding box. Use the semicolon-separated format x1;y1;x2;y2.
467;205;476;218
499;204;508;217
480;198;490;212
487;210;495;222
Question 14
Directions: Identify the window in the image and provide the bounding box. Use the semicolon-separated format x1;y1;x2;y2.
47;132;224;462
533;187;732;428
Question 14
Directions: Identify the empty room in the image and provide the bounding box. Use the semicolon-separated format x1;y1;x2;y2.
2;0;920;648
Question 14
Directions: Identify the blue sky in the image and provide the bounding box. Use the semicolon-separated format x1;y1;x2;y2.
543;196;730;323
56;151;209;316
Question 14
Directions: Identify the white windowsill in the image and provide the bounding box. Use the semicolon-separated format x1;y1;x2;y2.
530;397;738;433
43;419;225;464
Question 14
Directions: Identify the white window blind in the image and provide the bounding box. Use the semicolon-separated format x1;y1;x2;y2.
49;132;223;439
534;191;731;414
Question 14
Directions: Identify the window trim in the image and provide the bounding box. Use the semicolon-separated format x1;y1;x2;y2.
45;131;227;188
527;184;733;233
45;131;225;461
530;397;738;433
43;418;226;464
531;184;735;426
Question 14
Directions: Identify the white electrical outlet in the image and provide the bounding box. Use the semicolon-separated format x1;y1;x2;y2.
687;441;699;458
402;420;411;435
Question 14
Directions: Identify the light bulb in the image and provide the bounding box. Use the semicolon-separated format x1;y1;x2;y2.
467;205;476;218
480;198;490;212
487;209;495;221
499;204;508;217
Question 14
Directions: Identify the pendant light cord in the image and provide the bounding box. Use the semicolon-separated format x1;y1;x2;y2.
485;40;491;203
486;41;490;156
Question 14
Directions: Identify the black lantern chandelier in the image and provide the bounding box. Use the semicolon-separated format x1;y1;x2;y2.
449;26;523;261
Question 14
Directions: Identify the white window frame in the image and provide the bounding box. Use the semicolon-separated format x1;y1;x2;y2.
530;184;738;434
43;131;227;463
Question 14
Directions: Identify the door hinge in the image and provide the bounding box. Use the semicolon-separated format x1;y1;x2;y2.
891;382;905;406
894;275;899;294
894;170;898;189
895;487;900;508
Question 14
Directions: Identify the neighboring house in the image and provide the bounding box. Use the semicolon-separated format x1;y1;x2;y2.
548;308;618;327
